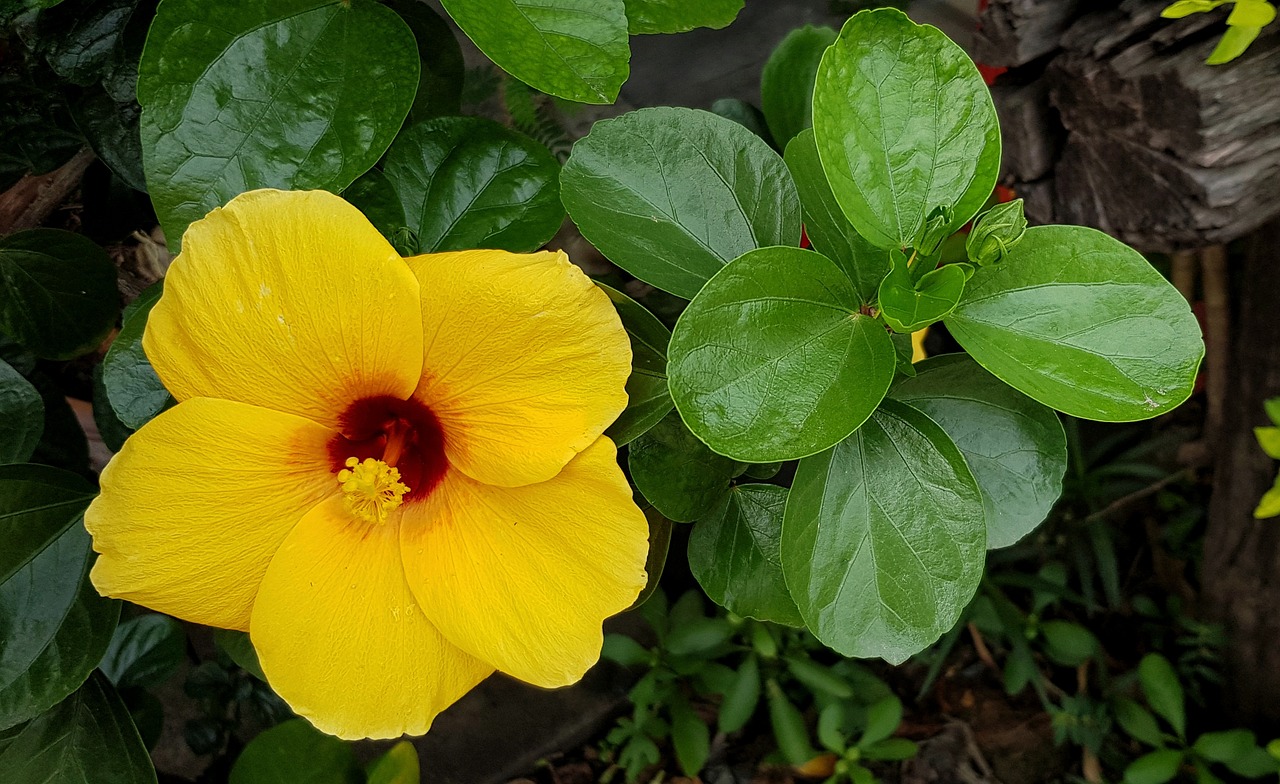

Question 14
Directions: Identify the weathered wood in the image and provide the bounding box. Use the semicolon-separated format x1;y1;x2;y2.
974;0;1082;67
991;77;1061;182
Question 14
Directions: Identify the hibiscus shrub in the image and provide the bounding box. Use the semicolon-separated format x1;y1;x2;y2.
0;0;1204;780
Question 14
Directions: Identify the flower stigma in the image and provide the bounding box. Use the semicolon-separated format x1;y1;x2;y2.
338;457;410;525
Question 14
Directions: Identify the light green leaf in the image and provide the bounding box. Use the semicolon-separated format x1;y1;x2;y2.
718;654;760;733
561;107;801;299
667;246;895;462
628;410;739;523
762;25;838;149
99;614;185;690
1125;749;1185;784
624;0;743;34
891;354;1067;549
781;399;986;663
945;225;1204;421
1255;427;1280;459
439;0;628;104
103;281;172;431
381;116;564;254
0;229;119;360
1256;481;1280;519
878;253;968;333
1228;1;1276;28
599;284;672;446
783;129;890;305
812;8;1000;250
1265;397;1280;426
366;741;419;784
1208;24;1263;63
229;718;361;784
0;360;42;464
0;672;155;783
689;485;804;626
139;0;419;246
1162;0;1225;19
1139;653;1186;740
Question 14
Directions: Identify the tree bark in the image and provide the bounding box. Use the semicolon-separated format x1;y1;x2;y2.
1202;222;1280;721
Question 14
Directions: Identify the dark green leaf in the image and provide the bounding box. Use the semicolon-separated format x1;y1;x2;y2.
710;98;774;146
761;25;837;149
878;253;968;333
1139;654;1186;740
383;0;464;120
781;400;986;663
29;373;90;474
344;169;409;247
785;657;853;699
365;740;419;784
967;200;1027;265
812;9;1000;250
689;484;803;626
601;634;650;667
212;630;267;682
766;678;815;766
945;226;1204;421
0;360;43;464
38;0;135;86
744;462;782;480
667;246;895;462
783;129;889;305
632;505;673;610
0;463;95;585
1125;749;1185;784
1194;729;1258;765
628;410;738;523
561;107;801;299
1114;697;1164;747
861;737;917;761
665;617;734;657
0;229;119;360
103;281;172;430
229;718;361;784
0;71;84;190
624;0;742;34
0;671;155;783
891;354;1067;548
718;654;760;734
139;0;420;246
599;284;672;446
669;694;710;776
70;88;147;193
99;614;185;690
381;116;564;254
1039;620;1099;667
439;0;628;104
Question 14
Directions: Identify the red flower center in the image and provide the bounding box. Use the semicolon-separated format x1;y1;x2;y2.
327;395;447;502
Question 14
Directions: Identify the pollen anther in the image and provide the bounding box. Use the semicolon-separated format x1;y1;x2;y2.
338;456;410;525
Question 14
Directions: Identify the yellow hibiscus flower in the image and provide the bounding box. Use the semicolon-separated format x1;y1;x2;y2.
84;189;650;740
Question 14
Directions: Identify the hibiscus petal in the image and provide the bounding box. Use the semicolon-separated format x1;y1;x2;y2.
251;496;492;740
406;250;631;487
144;189;423;428
400;437;648;688
85;398;336;630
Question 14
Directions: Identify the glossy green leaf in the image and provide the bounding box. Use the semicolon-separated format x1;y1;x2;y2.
103;281;172;431
0;671;155;783
99;614;185;690
878;254;968;333
0;360;42;464
229;718;361;784
92;366;131;454
783;129;889;305
628;410;739;523
38;0;134;86
213;630;267;682
633;505;673;610
718;654;760;733
945;226;1204;422
710;98;774;146
1125;749;1184;784
1139;653;1186;740
0;482;120;730
381;116;564;254
781;399;986;663
384;0;465;121
439;0;628;104
0;229;119;360
669;694;711;777
562;107;801;299
0;464;95;586
761;25;837;149
891;354;1067;549
689;485;803;626
812;9;1000;250
668;246;895;462
70;87;146;193
599;284;672;446
624;0;742;33
344;169;410;249
139;0;419;246
366;741;419;784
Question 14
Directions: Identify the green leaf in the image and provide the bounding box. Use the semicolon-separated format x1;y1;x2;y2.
781;399;986;663
37;0;134;86
600;284;673;445
1125;749;1185;784
344;169;410;247
139;0;420;246
669;694;711;777
0;671;155;783
601;634;650;667
0;360;43;464
878;253;968;333
1223;746;1280;778
718;654;760;734
628;410;738;523
1257;482;1280;519
766;678;816;766
633;505;673;610
744;462;783;480
861;696;903;746
0;464;95;587
28;373;90;474
0;229;119;360
783;129;890;305
366;741;419;784
0;477;120;730
966;200;1028;265
99;614;185;690
689;485;804;626
381;116;564;254
1265;397;1280;427
624;0;743;34
665;617;734;658
891;354;1067;549
710;98;775;146
439;0;628;104
785;657;853;699
70;87;147;193
1039;620;1099;667
1162;1;1225;19
1260;428;1280;459
761;25;837;150
863;738;918;761
945;225;1204;421
1228;1;1277;28
103;281;173;431
1114;697;1165;748
384;0;465;121
561;107;801;299
1139;654;1187;740
812;8;1000;250
667;246;895;462
229;720;362;784
1194;729;1259;765
1208;24;1263;63
212;630;267;682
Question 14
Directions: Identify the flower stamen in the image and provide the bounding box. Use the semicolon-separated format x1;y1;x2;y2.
337;457;410;525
